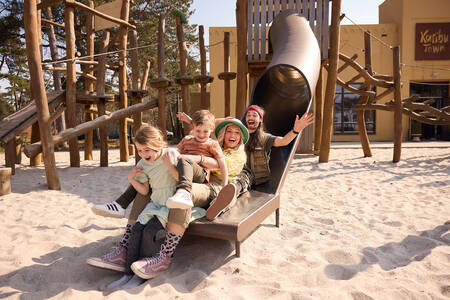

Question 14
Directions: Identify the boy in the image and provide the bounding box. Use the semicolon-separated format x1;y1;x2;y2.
165;109;228;209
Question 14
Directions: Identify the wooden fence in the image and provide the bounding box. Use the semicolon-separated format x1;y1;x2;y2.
248;0;330;60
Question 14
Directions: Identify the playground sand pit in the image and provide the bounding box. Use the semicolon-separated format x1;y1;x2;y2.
0;143;449;299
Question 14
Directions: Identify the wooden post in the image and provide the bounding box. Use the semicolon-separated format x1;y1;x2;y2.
15;136;22;164
30;122;42;165
235;0;248;118
130;27;141;91
175;14;191;119
0;168;12;195
218;32;237;117
194;25;214;110
96;31;110;167
357;31;373;157
5;139;16;175
130;26;143;164
319;0;341;163
224;32;231;116
313;66;323;153
141;61;151;90
24;0;60;189
393;46;402;163
157;15;167;133
64;1;80;167
84;0;95;161
199;25;208;109
118;0;130;162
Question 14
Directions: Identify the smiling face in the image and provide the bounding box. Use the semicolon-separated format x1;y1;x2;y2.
245;110;262;133
135;142;161;163
192;123;212;143
223;124;242;149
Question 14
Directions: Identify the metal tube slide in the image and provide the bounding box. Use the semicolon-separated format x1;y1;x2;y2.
249;10;321;193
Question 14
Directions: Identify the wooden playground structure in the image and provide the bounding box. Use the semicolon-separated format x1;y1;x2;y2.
1;0;450;191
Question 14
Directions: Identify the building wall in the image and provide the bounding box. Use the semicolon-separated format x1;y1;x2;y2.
333;24;404;142
209;0;450;141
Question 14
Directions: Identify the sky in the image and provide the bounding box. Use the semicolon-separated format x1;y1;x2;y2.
190;0;386;42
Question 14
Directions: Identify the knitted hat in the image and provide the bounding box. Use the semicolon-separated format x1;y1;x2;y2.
215;118;249;144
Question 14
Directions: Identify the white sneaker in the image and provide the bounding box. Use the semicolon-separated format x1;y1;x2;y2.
91;201;126;218
165;189;193;209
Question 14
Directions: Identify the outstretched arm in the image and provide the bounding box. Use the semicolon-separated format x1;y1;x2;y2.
176;112;192;125
177;112;234;128
273;112;314;147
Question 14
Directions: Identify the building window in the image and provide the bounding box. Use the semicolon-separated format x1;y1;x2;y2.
333;84;376;134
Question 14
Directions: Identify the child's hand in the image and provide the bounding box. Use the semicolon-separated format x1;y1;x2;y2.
293;112;314;133
176;112;192;124
162;151;177;167
128;166;143;182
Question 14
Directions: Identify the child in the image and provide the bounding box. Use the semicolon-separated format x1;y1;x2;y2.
165;109;228;209
86;125;181;274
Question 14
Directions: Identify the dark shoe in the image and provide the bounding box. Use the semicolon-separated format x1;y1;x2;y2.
206;183;237;220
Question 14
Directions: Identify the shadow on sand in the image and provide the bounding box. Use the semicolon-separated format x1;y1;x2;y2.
324;224;450;280
0;233;235;299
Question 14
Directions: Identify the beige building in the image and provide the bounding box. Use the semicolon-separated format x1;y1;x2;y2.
208;0;450;141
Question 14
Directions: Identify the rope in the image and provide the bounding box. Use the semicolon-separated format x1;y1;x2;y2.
342;14;393;50
401;63;450;72
42;44;156;65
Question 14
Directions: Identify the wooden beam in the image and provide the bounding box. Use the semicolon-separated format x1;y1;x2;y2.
24;99;158;158
339;52;393;88
337;53;358;73
96;31;109;167
156;15;167;133
84;0;95;161
64;1;80;167
392;46;402;163
313;66;323;153
175;14;191;121
235;0;248;118
117;0;130;162
41;18;65;29
24;0;60;189
319;0;341;163
65;0;136;29
198;25;209;109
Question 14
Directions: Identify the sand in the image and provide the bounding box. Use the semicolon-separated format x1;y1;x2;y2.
0;142;449;299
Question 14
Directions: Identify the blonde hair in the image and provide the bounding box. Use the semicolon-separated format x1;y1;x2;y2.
191;110;215;129
216;123;244;150
135;125;167;151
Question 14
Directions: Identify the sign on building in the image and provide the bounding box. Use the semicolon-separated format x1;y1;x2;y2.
415;23;450;60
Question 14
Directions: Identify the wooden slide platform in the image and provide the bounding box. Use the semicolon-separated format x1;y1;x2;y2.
0;90;66;144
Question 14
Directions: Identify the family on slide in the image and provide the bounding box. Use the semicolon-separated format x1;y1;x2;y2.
87;105;314;289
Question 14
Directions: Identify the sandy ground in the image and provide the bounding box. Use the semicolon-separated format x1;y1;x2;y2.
0;142;449;299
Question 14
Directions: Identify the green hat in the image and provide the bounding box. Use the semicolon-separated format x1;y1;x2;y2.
215;118;249;144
